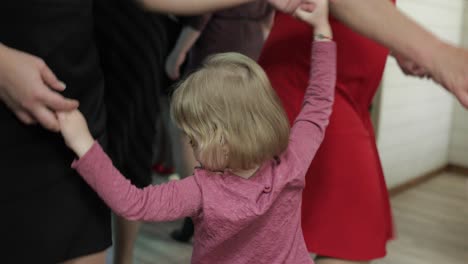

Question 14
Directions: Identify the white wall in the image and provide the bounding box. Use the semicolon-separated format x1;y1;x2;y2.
376;0;464;188
449;3;468;168
449;103;468;167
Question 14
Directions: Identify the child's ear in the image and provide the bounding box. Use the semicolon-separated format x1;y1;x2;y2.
222;143;229;159
220;135;229;158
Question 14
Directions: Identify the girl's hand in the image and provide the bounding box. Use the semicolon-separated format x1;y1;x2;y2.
58;110;95;158
294;0;330;31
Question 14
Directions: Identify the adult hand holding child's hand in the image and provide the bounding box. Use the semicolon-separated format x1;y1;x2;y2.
269;0;303;14
0;44;79;131
58;110;95;158
294;0;331;37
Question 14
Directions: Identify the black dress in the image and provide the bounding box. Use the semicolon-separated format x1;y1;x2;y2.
93;0;180;187
0;0;111;262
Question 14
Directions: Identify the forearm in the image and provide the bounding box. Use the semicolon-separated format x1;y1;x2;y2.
139;0;252;14
330;0;443;70
0;42;8;57
260;10;275;40
0;43;12;88
72;142;202;222
173;27;202;56
290;41;336;162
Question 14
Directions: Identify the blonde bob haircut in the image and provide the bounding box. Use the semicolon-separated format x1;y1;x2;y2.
171;52;290;171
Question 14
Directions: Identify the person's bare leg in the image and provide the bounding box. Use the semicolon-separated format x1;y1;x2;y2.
62;250;107;264
316;258;369;264
113;215;141;264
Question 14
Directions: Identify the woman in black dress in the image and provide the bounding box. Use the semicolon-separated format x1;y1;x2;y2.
0;0;292;263
0;1;110;263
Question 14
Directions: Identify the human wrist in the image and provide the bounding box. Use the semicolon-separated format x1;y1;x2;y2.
422;39;448;73
0;43;10;86
314;22;333;41
74;135;95;158
172;44;188;60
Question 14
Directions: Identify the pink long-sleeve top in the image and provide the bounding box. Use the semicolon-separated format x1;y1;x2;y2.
72;41;336;264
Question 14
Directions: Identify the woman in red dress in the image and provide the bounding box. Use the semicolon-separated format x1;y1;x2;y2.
259;11;394;262
259;0;468;261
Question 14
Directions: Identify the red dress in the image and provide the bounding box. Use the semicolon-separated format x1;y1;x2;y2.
258;13;394;260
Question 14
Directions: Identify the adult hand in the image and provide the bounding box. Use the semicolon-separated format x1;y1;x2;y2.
393;52;430;78
165;49;187;80
0;44;79;132
428;42;468;108
58;110;94;158
269;0;303;14
294;0;329;29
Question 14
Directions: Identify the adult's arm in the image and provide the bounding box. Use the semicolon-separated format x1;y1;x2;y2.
165;15;212;80
140;0;301;15
165;26;202;80
330;0;468;107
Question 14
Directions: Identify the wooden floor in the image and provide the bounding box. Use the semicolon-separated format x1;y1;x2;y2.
108;172;468;264
375;173;468;264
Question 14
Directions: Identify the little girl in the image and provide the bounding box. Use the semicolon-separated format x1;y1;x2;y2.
58;1;336;263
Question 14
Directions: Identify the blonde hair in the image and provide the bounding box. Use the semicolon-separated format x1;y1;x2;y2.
171;52;290;171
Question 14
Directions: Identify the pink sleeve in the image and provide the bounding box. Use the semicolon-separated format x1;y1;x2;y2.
288;41;336;173
72;142;202;222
